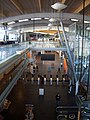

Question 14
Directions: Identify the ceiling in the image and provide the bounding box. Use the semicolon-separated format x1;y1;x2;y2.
0;0;90;32
0;0;90;18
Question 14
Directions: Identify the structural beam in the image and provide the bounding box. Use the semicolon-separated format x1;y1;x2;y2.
86;11;90;16
0;12;6;17
35;29;61;34
1;12;90;24
73;0;90;13
9;0;24;14
61;0;66;4
38;0;42;12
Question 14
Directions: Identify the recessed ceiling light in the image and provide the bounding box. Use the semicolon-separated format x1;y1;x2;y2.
71;18;78;22
19;19;29;22
8;21;15;25
51;2;67;10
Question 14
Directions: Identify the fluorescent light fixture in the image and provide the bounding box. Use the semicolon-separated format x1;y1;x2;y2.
19;19;29;22
8;21;15;25
48;23;52;27
86;27;90;30
51;2;67;10
71;18;78;22
84;21;90;24
44;18;49;20
31;18;42;20
49;18;56;22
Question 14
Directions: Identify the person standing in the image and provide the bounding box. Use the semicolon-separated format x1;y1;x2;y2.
56;93;61;107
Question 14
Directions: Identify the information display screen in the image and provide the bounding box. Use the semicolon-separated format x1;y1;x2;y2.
41;54;55;61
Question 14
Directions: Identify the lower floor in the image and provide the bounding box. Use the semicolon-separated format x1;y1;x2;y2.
3;80;77;120
0;52;88;120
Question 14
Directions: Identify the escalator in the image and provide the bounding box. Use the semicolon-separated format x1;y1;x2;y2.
56;106;78;120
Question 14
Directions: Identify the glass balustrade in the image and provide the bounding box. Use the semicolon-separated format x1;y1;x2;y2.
0;60;26;95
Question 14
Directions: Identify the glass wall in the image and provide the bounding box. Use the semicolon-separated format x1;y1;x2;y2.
68;21;90;97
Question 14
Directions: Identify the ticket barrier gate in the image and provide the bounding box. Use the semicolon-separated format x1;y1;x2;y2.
31;74;34;84
50;75;53;85
31;77;34;84
44;77;46;85
56;106;78;120
56;75;59;85
37;76;40;85
56;78;59;85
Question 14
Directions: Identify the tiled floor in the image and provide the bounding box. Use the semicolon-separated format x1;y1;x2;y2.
1;52;77;120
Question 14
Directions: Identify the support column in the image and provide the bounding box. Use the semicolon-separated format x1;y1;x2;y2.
41;51;44;64
24;32;27;42
18;30;22;43
87;55;90;100
36;33;38;40
59;51;61;58
56;21;63;45
4;25;7;41
20;34;23;43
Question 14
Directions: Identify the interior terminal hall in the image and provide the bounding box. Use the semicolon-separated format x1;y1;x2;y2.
0;0;90;120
